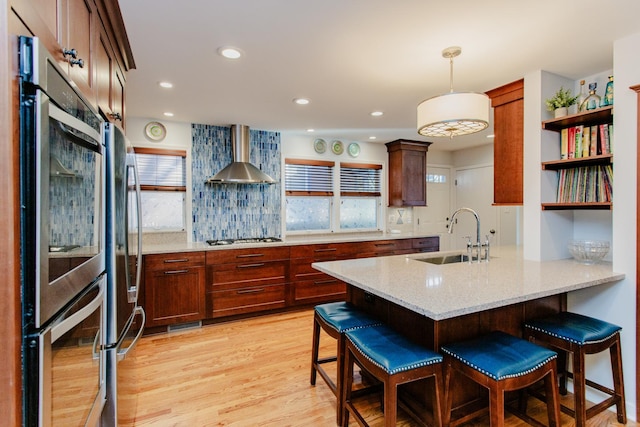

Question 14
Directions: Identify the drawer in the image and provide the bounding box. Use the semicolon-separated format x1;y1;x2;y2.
289;242;360;259
290;259;338;280
206;246;290;265
210;260;287;290
412;236;440;251
145;251;205;271
209;284;286;318
293;278;346;305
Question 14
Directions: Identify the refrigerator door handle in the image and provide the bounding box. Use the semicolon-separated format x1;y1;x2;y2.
116;306;146;362
125;154;143;304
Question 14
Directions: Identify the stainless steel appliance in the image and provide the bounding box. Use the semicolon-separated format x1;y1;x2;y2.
206;237;282;246
19;36;106;426
102;122;145;426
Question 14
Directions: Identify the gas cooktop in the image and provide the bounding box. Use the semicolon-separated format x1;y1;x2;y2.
206;237;282;246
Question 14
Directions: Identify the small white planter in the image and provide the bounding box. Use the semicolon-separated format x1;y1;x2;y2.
554;107;568;118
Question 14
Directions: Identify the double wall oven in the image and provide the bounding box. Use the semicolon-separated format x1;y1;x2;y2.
19;36;106;426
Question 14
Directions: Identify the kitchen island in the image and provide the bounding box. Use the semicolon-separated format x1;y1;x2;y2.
312;245;625;422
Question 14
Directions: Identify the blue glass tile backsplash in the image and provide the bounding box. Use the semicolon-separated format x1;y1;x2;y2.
191;124;281;242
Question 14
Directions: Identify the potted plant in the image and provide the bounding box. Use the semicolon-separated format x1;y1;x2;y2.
545;87;579;118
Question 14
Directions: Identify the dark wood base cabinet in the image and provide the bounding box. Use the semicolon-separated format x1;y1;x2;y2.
143;237;439;329
144;252;206;327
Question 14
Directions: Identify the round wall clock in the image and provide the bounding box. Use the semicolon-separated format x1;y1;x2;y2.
145;121;167;141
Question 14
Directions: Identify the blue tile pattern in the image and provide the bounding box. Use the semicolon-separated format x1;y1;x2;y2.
191;124;281;242
49;123;97;247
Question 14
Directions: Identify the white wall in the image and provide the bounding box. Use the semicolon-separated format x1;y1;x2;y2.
522;34;639;418
568;32;638;418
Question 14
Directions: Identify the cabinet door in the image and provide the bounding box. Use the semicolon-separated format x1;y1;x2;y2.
386;140;431;207
95;26;112;117
145;266;206;327
486;79;524;205
63;0;96;100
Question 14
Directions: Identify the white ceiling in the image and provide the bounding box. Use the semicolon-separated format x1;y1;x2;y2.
118;0;640;151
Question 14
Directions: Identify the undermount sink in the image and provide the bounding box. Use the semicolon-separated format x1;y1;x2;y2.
414;254;470;265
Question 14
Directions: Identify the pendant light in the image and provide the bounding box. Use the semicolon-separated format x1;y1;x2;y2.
417;46;490;138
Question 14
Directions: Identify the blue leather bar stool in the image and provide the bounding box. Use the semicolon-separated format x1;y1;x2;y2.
342;324;444;427
441;331;561;427
524;312;626;426
310;302;381;425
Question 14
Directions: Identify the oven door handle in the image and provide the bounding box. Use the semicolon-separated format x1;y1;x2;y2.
116;306;146;361
49;102;101;151
50;278;104;342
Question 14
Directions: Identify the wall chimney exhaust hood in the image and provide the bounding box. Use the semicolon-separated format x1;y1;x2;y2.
206;124;276;184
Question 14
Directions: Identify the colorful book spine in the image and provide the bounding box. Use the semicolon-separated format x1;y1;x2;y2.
590;126;598;156
574;125;583;159
560;128;568;159
568;126;576;159
582;126;590;158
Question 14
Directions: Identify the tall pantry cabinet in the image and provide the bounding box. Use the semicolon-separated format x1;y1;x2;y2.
2;0;135;421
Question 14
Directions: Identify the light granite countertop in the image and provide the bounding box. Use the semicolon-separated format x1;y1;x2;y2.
312;245;625;321
140;231;436;255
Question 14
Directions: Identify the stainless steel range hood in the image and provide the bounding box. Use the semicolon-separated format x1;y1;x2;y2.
207;124;276;184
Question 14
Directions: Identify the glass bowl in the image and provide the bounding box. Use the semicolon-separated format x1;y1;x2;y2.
567;240;610;264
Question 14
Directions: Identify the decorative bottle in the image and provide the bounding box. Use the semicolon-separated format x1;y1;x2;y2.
577;80;587;112
602;75;614;106
582;83;601;111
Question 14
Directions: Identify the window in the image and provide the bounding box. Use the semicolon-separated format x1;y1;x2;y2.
285;159;333;232
339;163;381;230
284;159;382;233
135;147;187;231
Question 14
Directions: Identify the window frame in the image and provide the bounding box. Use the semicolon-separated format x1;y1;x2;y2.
284;158;383;235
134;147;187;232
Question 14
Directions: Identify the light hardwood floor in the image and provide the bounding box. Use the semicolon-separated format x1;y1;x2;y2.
128;308;634;426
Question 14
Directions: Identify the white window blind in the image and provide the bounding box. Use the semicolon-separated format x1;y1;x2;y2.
340;163;382;196
285;159;334;195
135;148;187;190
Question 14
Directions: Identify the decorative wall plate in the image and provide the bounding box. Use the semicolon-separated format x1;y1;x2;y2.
347;143;360;157
331;140;344;155
314;138;327;154
145;121;167;141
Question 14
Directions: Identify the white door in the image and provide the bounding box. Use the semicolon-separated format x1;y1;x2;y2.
414;166;451;250
452;166;498;251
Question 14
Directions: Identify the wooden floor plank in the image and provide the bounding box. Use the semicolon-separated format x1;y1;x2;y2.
128;308;634;426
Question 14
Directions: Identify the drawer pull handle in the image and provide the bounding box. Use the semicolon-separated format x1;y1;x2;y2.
375;243;394;247
237;263;265;269
236;288;265;294
164;269;189;275
236;254;265;258
164;258;189;263
314;248;337;253
314;279;338;285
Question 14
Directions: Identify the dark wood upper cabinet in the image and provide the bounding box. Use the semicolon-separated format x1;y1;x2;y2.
386;139;432;207
486;79;524;205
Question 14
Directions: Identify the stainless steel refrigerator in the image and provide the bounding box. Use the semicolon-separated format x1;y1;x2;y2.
102;123;145;426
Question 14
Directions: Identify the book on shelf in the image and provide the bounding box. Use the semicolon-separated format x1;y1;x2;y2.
568;126;576;159
599;124;611;155
555;165;613;203
590;126;598;156
581;126;591;158
560;128;568;159
574;125;583;159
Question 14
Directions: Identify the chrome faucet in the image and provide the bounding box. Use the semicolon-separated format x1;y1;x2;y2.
447;207;490;262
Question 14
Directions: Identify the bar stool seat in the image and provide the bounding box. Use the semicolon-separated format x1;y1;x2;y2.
342;324;443;427
310;302;381;424
441;331;561;427
524;312;626;426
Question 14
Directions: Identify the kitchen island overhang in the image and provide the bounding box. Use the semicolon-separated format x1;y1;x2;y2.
312;245;625;422
312;245;624;322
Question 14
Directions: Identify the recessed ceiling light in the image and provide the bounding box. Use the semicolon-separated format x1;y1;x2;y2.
370;111;383;117
369;136;377;140
218;46;242;59
307;129;315;132
163;112;174;117
293;98;310;105
158;81;173;89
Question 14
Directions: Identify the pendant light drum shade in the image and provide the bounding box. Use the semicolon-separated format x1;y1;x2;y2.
417;92;490;137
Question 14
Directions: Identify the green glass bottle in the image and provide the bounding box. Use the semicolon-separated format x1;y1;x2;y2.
583;83;601;111
602;76;614;106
